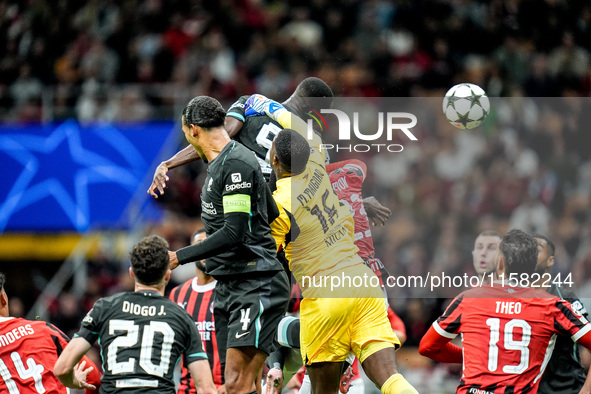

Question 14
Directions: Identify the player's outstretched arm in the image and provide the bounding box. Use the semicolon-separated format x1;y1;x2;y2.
418;325;463;364
363;196;392;226
148;144;200;198
244;95;311;144
148;116;246;198
171;211;249;269
188;359;217;394
54;337;96;389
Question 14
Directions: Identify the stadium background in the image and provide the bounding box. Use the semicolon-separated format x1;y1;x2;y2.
1;0;591;392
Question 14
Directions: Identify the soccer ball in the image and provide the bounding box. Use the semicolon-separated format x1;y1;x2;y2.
442;83;490;129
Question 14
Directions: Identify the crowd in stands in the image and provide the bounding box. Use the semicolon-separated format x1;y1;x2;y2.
2;0;591;120
2;0;591;356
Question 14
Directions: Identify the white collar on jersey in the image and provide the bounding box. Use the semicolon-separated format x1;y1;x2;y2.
192;277;217;293
0;316;15;323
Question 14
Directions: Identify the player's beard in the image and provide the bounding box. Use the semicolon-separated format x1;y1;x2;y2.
195;260;207;272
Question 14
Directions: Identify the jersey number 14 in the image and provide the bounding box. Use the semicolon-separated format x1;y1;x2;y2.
0;352;45;394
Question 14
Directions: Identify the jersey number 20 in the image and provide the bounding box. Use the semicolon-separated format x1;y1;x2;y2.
108;319;175;377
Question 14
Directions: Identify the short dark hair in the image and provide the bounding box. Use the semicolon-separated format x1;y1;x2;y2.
295;77;334;98
182;96;226;129
0;272;5;291
533;234;555;257
130;235;170;285
477;230;501;238
295;77;334;113
499;229;539;276
274;129;310;175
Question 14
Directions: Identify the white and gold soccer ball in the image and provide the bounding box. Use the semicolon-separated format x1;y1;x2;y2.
442;83;490;129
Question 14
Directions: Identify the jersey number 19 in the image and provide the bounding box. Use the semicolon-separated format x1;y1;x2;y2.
486;318;531;374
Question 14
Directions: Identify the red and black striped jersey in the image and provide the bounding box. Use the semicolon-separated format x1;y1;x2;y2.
326;159;390;286
0;316;101;393
434;284;591;393
169;278;223;391
326;159;374;260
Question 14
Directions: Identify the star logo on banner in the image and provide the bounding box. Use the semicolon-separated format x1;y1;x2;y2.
0;120;147;232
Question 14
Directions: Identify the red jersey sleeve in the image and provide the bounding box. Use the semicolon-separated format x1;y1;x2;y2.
45;322;70;354
552;298;591;341
81;355;102;392
326;159;367;178
434;295;464;338
45;322;102;390
419;325;463;363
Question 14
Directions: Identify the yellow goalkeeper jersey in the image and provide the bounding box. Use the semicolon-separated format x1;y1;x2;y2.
272;131;362;297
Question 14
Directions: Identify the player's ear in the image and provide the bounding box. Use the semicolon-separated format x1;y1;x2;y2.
164;269;171;284
129;267;135;279
0;290;7;317
547;256;555;268
496;255;505;276
0;289;7;308
190;124;201;138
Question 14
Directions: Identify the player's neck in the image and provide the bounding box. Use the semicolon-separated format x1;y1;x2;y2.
201;128;232;162
275;165;293;180
196;271;214;285
134;282;165;296
283;96;304;118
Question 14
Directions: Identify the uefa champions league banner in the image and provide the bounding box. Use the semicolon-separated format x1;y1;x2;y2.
0;120;176;232
288;96;588;299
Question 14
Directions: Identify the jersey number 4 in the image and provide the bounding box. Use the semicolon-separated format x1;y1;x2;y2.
108;319;175;377
486;318;531;374
0;352;45;394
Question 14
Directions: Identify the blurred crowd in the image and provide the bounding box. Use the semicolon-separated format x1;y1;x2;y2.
2;0;591;360
2;0;591;121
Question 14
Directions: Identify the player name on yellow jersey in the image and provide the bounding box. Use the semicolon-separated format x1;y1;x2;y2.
274;146;364;297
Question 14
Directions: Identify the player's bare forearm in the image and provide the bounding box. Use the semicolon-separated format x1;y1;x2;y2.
54;337;94;389
225;116;244;138
580;371;591;394
147;145;200;198
188;359;217;394
582;347;591;369
163;144;201;169
364;196;392;226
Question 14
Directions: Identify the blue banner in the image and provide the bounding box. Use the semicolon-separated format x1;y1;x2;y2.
0;120;176;232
